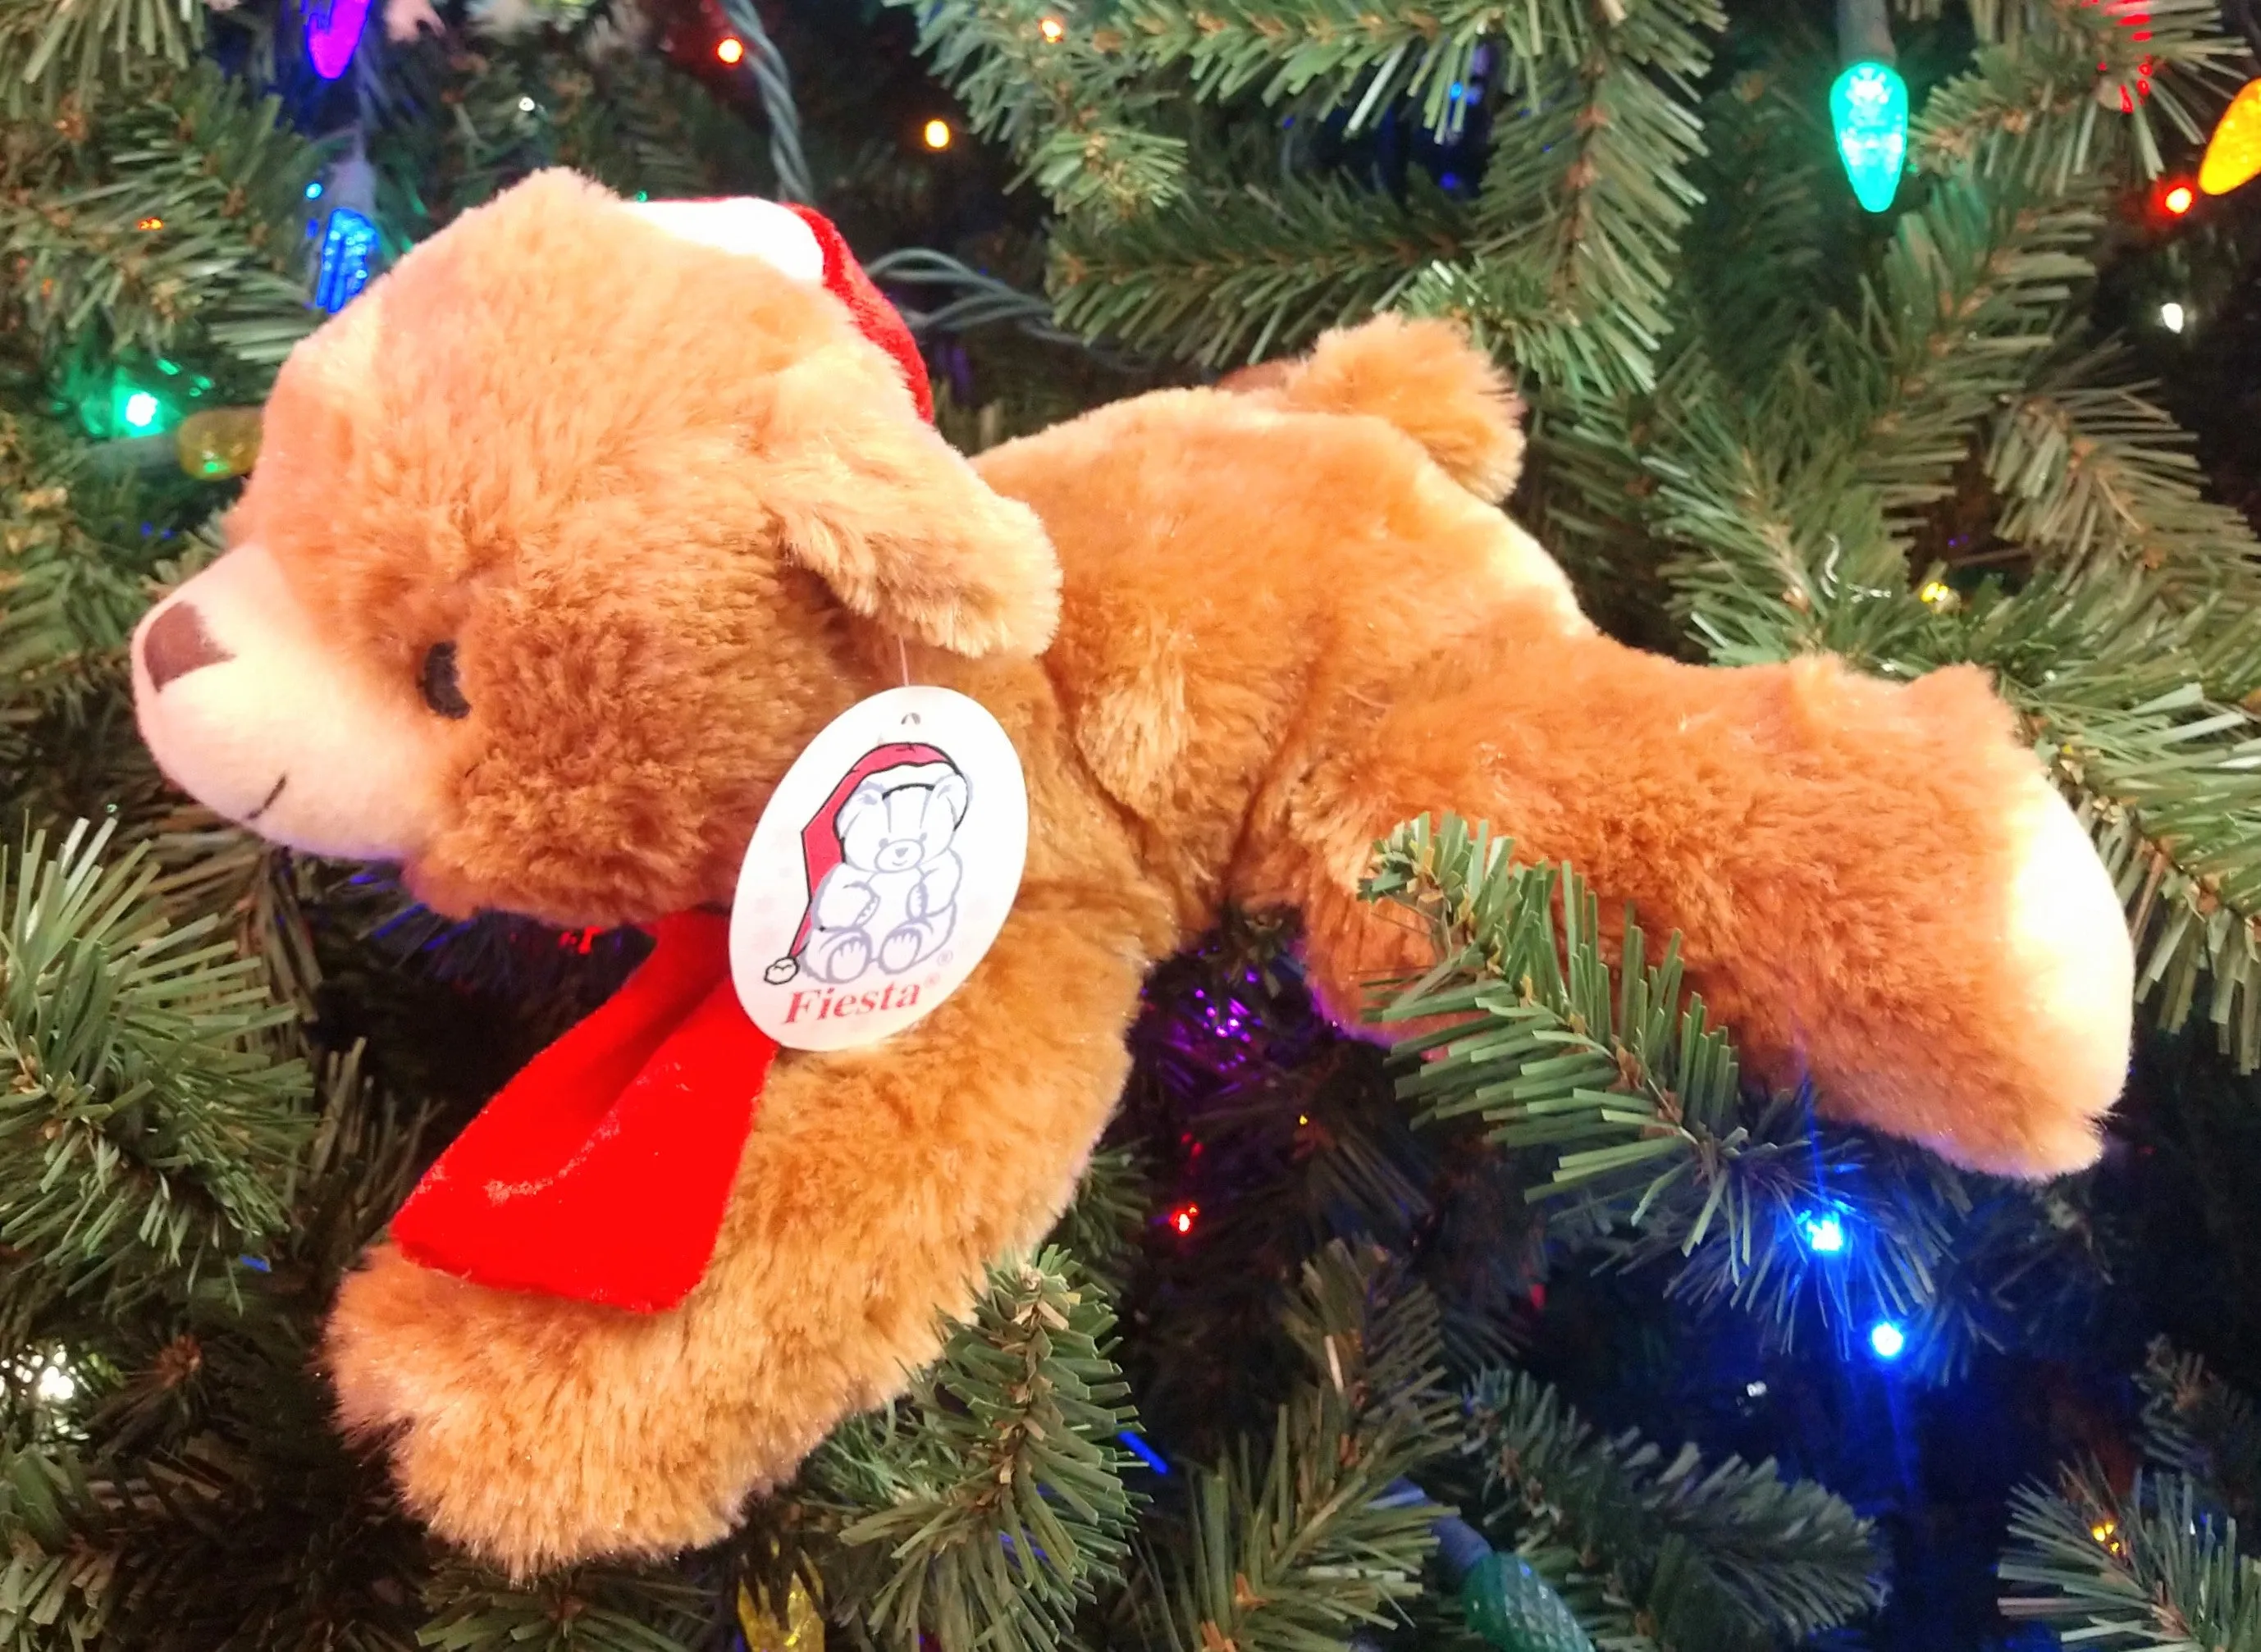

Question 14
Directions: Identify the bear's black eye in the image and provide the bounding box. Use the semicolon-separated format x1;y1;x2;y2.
419;641;470;719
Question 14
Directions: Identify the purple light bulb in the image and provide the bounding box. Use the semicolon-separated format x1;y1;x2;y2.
305;0;370;79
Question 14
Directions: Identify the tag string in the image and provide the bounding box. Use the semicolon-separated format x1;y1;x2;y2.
897;634;921;726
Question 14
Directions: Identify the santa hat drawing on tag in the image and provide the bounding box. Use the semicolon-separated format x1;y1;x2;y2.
763;742;962;985
627;196;933;422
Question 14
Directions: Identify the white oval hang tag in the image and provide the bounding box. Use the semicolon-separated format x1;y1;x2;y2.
730;685;1028;1051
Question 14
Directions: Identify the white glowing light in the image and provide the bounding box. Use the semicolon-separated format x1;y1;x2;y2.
2161;301;2187;333
34;1355;75;1404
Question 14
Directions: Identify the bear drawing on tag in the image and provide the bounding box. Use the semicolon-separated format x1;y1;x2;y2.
761;741;970;987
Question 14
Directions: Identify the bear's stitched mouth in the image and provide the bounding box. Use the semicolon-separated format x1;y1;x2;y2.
244;773;289;824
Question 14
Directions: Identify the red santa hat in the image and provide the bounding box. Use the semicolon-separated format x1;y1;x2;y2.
627;196;933;422
765;741;961;983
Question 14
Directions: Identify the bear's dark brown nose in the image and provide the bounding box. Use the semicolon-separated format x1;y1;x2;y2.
141;600;232;691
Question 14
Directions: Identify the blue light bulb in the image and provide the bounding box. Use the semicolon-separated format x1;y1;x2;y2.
1117;1431;1169;1474
305;180;325;199
1829;61;1909;214
1799;1212;1847;1254
315;207;381;313
1868;1320;1907;1360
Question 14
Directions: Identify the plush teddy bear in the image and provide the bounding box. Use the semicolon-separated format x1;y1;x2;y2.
130;170;2132;1573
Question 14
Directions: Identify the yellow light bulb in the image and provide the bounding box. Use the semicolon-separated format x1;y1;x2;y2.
1919;578;1953;606
2202;77;2261;195
1039;15;1065;40
175;407;263;480
922;117;952;150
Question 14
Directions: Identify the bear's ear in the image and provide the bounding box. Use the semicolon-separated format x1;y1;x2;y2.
756;344;1062;657
932;773;970;826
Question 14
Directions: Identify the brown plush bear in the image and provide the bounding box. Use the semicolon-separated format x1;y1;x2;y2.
130;170;2132;1574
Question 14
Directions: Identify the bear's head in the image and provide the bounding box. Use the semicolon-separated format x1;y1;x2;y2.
840;762;968;875
131;171;1057;927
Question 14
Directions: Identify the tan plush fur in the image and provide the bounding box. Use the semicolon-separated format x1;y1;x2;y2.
139;171;2132;1574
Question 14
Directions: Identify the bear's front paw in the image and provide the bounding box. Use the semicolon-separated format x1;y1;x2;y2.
324;1244;763;1575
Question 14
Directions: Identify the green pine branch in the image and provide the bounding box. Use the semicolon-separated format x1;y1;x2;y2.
1123;932;1545;1393
0;1039;433;1650
0;414;152;793
1140;1241;1457;1652
1048;172;1472;367
373;30;738;234
2051;683;2261;1059
0;63;322;370
1361;814;1984;1364
1633;1129;1984;1371
1363;813;1743;1203
1643;346;1925;669
1463;1369;1884;1651
911;0;1717;393
2138;1337;2261;1524
1822;176;2097;520
1986;345;2261;594
807;1246;1140;1652
1669;53;1843;396
1913;0;2243;189
145;814;327;1025
1043;1143;1149;1303
264;1042;427;1285
1999;1464;2261;1649
0;1442;126;1650
0;0;203;116
1363;813;1786;1233
883;0;1186;221
1414;0;1718;398
1643;175;2102;673
890;0;1513;230
1107;0;1494;143
0;819;309;1332
0;1296;427;1650
421;1562;713;1652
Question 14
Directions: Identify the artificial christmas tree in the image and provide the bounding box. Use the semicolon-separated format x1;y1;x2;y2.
5;0;2261;1648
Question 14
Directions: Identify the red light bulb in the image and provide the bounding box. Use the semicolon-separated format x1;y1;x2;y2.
2165;182;2195;215
1170;1203;1198;1235
715;35;744;64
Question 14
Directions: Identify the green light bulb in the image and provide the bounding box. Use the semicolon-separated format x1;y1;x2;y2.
1830;61;1908;214
121;390;161;431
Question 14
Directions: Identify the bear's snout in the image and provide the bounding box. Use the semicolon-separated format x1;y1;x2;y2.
130;542;450;865
876;839;924;872
139;599;233;691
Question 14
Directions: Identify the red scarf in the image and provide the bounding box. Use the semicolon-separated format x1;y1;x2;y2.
391;911;777;1311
